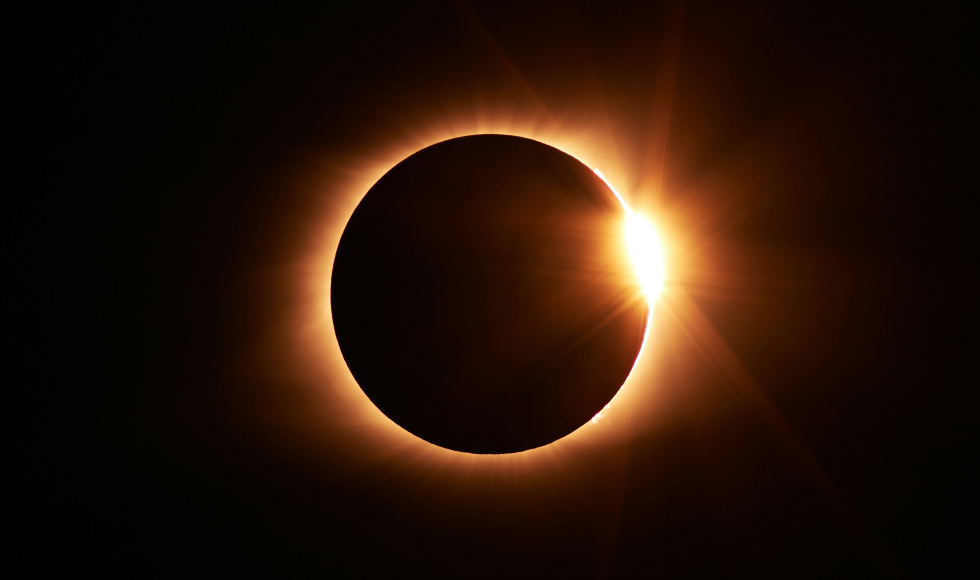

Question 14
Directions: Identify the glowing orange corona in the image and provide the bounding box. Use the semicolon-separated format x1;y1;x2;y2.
297;120;674;470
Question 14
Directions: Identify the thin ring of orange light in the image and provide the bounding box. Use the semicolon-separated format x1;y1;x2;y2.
296;125;668;471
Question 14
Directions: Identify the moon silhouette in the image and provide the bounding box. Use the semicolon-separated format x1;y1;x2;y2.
331;135;648;454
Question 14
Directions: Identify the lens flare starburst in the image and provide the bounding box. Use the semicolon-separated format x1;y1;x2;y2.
593;167;665;304
625;210;665;301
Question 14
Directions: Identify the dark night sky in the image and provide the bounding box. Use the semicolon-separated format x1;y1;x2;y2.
92;2;973;577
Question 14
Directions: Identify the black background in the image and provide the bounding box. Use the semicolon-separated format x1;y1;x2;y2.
92;2;972;577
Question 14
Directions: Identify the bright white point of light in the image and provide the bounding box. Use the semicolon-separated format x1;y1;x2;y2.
591;403;611;424
592;167;665;303
624;211;664;300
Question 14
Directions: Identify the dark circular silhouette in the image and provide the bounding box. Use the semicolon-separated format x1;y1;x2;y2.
331;135;648;453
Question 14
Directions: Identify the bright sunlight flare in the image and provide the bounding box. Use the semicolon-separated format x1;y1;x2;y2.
625;210;664;301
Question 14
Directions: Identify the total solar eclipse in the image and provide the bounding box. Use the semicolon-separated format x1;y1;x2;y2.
331;134;658;454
